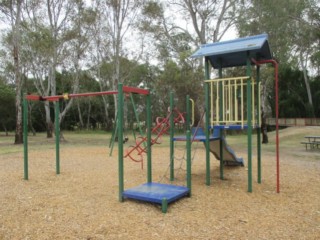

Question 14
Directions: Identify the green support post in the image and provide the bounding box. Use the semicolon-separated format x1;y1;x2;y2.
256;66;262;184
161;198;168;213
204;58;211;186
146;91;152;183
23;97;28;180
55;101;60;175
169;92;175;181
218;65;224;180
246;54;252;192
118;83;124;202
186;130;192;195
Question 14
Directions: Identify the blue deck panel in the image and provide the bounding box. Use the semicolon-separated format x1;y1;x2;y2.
122;182;189;204
174;125;252;142
212;125;249;130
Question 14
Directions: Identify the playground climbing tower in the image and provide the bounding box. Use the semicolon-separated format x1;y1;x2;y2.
191;33;280;193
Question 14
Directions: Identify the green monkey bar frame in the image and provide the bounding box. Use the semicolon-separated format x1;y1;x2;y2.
23;84;193;211
23;84;151;200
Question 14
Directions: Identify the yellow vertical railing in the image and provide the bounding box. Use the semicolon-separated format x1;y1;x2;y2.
205;76;260;128
241;78;244;128
215;82;218;123
252;77;255;126
258;82;261;125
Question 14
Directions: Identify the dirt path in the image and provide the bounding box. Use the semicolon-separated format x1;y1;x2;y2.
0;127;319;239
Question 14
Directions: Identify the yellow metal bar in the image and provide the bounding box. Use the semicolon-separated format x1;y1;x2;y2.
211;82;214;125
258;82;261;126
190;98;195;126
206;76;261;127
216;82;219;124
205;76;250;83
228;80;231;123
252;78;255;126
241;78;244;128
234;81;238;122
223;81;226;122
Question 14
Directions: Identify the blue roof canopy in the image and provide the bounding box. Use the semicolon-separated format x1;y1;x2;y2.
191;34;272;68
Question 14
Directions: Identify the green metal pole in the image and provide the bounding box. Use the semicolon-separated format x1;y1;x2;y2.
218;65;224;180
146;91;152;183
246;53;252;192
256;66;262;184
118;83;124;202
161;198;168;213
204;58;211;186
23;96;28;180
169;92;175;181
55;101;60;175
186;130;192;195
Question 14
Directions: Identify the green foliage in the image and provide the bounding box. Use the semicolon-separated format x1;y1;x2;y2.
0;80;15;131
311;76;320;117
238;0;320;117
142;1;163;19
271;67;320;118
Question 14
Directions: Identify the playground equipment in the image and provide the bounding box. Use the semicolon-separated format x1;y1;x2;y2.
123;107;185;169
23;86;147;179
22;33;280;213
190;33;279;193
23;84;191;213
174;127;244;166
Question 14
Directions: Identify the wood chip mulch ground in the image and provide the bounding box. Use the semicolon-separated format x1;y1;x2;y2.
0;127;319;239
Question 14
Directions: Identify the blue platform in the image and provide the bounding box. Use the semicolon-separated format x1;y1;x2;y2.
212;124;249;130
122;182;190;213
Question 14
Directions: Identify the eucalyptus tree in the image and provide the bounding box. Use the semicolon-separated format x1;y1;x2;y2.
238;0;320;117
89;0;145;127
22;0;94;137
0;0;23;143
58;1;97;128
88;0;113;127
21;0;73;137
170;0;238;44
140;1;239;122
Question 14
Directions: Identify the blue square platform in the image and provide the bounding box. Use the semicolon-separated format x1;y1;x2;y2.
122;182;190;213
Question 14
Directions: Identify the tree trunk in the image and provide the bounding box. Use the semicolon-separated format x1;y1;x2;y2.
28;103;36;136
261;109;268;144
13;0;23;144
44;101;53;138
301;53;314;117
101;95;110;129
86;101;92;130
261;77;269;144
77;100;84;129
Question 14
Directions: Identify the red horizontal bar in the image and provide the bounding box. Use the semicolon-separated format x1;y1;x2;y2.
26;95;41;101
25;86;148;102
26;90;118;102
68;91;118;98
123;86;149;95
